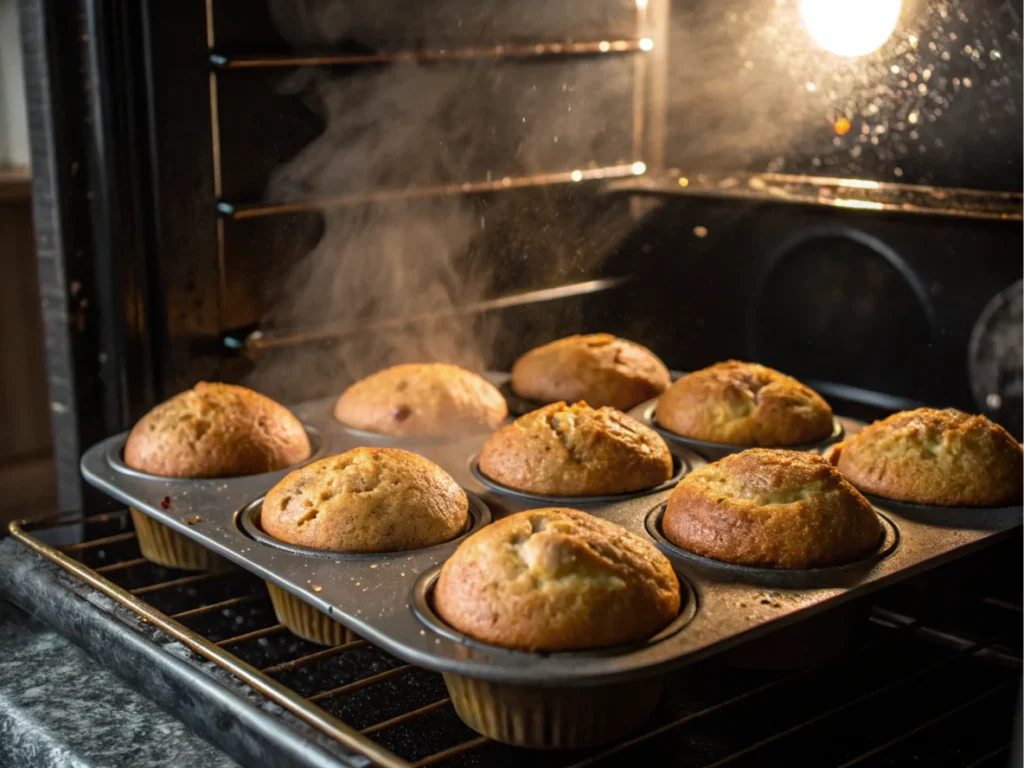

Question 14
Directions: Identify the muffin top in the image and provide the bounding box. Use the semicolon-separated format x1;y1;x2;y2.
478;401;674;497
832;408;1023;507
334;363;507;438
664;449;881;569
434;508;681;652
123;382;311;478
510;334;671;412
261;447;469;552
655;361;833;447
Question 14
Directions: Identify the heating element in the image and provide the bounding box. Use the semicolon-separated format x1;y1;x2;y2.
10;510;1021;768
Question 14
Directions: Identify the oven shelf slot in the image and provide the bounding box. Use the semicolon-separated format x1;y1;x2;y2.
216;164;647;220
209;40;652;70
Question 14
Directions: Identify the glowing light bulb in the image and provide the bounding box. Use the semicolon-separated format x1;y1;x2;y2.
800;0;902;57
631;161;647;175
570;170;583;182
639;38;655;52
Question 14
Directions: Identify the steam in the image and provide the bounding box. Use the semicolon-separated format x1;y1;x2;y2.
247;0;640;401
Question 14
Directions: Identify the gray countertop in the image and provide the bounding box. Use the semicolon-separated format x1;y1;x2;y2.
0;599;239;768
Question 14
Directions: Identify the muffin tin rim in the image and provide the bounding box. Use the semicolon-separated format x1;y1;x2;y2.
644;502;901;585
467;450;690;504
236;490;492;560
410;566;699;660
638;403;845;457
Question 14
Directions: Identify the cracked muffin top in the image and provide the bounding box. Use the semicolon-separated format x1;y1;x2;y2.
829;408;1023;507
261;447;469;552
664;449;881;569
510;333;671;412
434;507;681;651
124;382;311;478
655;361;833;447
478;401;674;496
334;363;508;438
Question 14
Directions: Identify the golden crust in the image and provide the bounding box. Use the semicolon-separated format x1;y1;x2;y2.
434;508;680;652
478;401;674;496
510;334;671;411
663;449;881;569
655;361;833;447
333;363;507;438
261;447;469;552
832;408;1023;507
123;382;310;478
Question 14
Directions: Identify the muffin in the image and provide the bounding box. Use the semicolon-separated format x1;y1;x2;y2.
434;508;680;747
663;449;881;569
261;447;469;645
124;382;311;571
436;508;680;651
655;361;834;447
333;363;507;438
830;408;1023;507
125;382;311;478
262;447;469;552
478;401;674;497
510;334;671;411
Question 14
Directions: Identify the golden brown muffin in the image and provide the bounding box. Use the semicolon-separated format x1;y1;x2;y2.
434;508;680;652
478;401;674;497
124;382;310;478
261;447;469;552
510;334;671;411
334;363;507;438
656;361;833;447
663;449;881;569
830;408;1023;507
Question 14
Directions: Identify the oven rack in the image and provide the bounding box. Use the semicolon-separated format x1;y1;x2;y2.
8;509;1021;768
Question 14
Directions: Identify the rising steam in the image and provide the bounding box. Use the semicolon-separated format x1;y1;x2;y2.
247;0;641;401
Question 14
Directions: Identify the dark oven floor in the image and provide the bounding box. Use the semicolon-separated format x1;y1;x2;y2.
24;510;1024;768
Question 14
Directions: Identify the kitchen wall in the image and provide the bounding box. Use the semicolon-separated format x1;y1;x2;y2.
1;0;56;525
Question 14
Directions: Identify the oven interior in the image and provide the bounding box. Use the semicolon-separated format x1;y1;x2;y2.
9;0;1024;765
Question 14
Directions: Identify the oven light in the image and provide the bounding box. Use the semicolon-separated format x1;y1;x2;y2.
632;161;647;175
800;0;902;58
639;38;655;51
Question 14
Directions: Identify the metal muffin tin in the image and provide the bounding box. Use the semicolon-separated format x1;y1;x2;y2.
79;377;1023;688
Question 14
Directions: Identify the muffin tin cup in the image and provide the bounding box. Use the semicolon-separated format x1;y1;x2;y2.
130;508;234;573
413;568;697;747
240;492;491;647
117;425;324;573
443;672;663;749
237;492;492;559
498;371;686;418
634;402;845;461
265;582;356;646
862;494;1023;530
644;503;901;590
468;451;689;505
